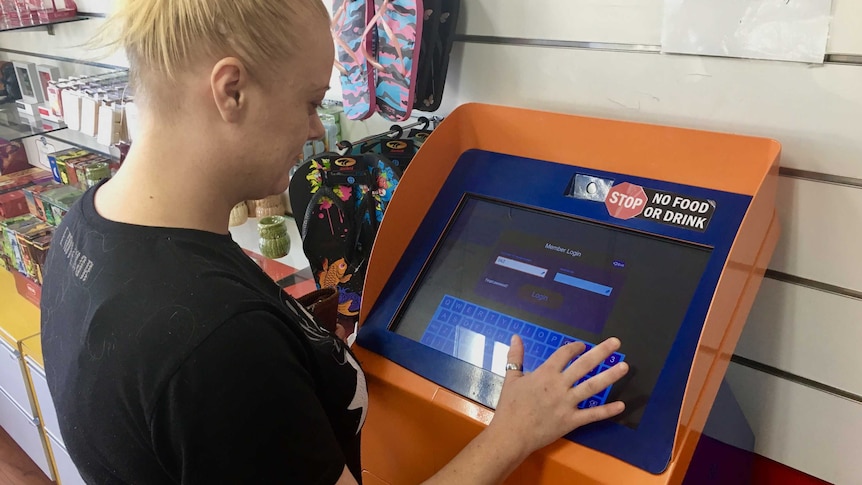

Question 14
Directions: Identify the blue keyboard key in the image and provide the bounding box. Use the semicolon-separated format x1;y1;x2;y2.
547;332;562;348
605;353;624;367
543;345;556;359
441;296;454;309
508;319;522;332
486;312;499;325
438;324;453;338
428;321;441;334
522;340;533;355
438;310;451;323
531;343;548;357
524;355;538;372
470;320;485;334
475;308;487;320
498;316;512;329
450;313;462;325
453;300;465;312
534;328;549;343
421;333;434;345
584;397;602;408
494;329;509;343
464;304;476;317
521;324;536;338
595;387;610;402
561;336;575;346
432;336;446;350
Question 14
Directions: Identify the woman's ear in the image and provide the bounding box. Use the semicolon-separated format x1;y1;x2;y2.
211;57;247;123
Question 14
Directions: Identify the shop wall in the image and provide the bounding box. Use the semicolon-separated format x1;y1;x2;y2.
3;1;860;483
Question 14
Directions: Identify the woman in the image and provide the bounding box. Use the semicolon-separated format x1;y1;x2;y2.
40;0;629;483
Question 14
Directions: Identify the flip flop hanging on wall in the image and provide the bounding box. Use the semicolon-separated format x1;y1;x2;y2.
332;0;377;120
363;0;424;122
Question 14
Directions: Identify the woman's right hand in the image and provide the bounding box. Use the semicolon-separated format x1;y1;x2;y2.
487;335;630;458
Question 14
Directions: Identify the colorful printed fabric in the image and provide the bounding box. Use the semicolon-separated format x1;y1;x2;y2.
288;153;403;328
368;0;424;122
332;0;376;120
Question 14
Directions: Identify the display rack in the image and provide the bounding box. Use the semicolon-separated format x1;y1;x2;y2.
0;108;66;141
0;16;89;35
42;129;118;159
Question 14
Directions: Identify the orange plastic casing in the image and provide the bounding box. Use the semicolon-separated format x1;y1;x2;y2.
355;103;781;485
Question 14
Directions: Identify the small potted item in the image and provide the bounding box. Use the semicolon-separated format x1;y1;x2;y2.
257;215;290;259
228;201;248;227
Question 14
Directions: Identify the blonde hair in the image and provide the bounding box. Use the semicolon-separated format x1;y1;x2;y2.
96;0;329;100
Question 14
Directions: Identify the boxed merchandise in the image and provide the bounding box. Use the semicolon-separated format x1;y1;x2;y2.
22;182;64;221
67;155;110;190
0;167;51;185
1;215;50;275
15;225;53;283
52;150;99;185
0;214;33;272
0;169;53;218
0;139;30;176
12;269;41;307
40;184;83;226
47;148;87;183
0;188;29;218
61;153;103;187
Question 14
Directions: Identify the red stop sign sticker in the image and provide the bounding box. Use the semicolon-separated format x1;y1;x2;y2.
605;182;648;220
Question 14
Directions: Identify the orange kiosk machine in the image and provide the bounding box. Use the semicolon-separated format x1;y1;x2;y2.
353;103;781;484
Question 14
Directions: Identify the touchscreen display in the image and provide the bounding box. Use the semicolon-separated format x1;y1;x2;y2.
392;196;712;428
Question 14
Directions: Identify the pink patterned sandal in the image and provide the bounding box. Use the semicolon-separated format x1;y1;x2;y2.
331;0;376;120
361;0;424;122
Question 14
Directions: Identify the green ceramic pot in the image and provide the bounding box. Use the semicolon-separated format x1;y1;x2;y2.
258;215;290;259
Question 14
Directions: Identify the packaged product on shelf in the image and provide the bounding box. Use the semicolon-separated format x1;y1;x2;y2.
39;184;83;226
22;181;64;221
34;0;78;23
0;170;52;218
14;224;53;283
67;154;108;189
84;161;110;188
0;139;30;176
0;214;32;272
47;148;87;183
0;167;50;184
60;152;102;187
1;214;49;275
29;232;51;284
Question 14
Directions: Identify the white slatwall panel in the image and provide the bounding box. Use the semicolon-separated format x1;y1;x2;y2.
457;0;665;45
737;278;862;395
726;363;862;484
458;0;862;55
436;42;862;179
772;177;862;291
0;19;128;68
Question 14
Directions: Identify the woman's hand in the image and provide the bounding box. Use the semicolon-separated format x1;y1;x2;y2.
487;335;629;458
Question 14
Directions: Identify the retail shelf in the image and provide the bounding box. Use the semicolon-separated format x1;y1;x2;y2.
0;16;89;35
0;108;66;142
41;129;118;159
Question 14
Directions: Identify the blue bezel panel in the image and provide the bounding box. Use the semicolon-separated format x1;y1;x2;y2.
357;149;752;473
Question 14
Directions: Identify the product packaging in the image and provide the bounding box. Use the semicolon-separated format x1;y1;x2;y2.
39;184;83;226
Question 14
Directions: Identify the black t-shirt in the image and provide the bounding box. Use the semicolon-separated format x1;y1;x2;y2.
40;186;367;484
